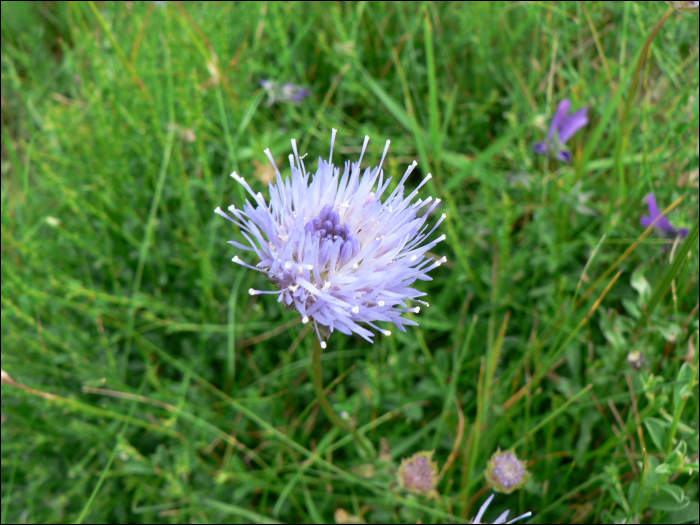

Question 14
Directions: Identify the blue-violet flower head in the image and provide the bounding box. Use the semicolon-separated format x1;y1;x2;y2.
640;193;689;239
215;130;446;348
471;494;532;524
534;99;588;162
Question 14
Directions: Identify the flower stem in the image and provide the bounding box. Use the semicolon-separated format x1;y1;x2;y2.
311;337;375;459
615;7;674;201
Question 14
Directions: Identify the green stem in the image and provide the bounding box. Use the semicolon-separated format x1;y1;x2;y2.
311;337;375;459
615;7;674;202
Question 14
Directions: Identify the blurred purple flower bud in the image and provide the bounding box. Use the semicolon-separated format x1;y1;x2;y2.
534;99;588;163
259;79;311;106
640;194;689;240
397;451;439;495
485;449;531;494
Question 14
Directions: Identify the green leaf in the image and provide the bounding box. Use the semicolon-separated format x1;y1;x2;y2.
658;483;685;503
674;363;696;412
655;463;674;476
665;449;686;471
648;488;690;511
622;298;641;319
661;502;700;524
652;319;683;343
631;269;651;306
644;417;669;452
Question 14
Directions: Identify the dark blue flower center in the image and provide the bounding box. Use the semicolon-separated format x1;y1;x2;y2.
304;204;361;267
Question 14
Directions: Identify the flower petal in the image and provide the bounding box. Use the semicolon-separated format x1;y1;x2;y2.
558;107;589;144
640;216;655;228
474;494;495;523
644;193;675;233
549;99;572;139
533;142;548;155
556;149;572;163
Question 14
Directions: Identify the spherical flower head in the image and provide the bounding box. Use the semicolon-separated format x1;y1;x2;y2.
485;449;531;494
215;130;446;348
397;450;438;495
666;1;699;12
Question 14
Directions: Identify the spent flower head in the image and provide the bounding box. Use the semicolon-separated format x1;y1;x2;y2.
397;450;438;495
665;1;699;12
260;79;310;106
534;99;589;162
471;494;532;524
216;130;446;347
640;193;689;240
485;448;531;494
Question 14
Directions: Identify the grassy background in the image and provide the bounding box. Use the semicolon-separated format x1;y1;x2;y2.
1;1;698;523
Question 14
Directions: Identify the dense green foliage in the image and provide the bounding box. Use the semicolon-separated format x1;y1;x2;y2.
1;2;698;523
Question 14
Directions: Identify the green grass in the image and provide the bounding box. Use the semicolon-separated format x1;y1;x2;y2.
1;1;698;523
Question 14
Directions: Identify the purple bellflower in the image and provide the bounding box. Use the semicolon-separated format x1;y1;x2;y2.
470;494;532;524
260;79;310;106
534;99;589;162
640;193;689;239
215;130;446;348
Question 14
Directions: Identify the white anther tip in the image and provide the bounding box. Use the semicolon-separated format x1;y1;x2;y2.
414;307;421;313
378;300;385;307
215;206;222;213
351;306;360;314
302;316;309;324
384;330;392;336
232;256;240;263
248;288;256;295
320;341;327;349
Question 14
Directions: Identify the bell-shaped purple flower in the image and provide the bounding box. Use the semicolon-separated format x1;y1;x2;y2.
534;99;589;162
640;193;689;239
